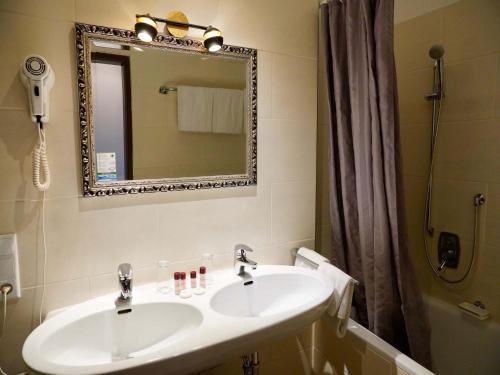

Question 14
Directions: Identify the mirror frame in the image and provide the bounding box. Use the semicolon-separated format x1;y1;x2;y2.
75;23;257;197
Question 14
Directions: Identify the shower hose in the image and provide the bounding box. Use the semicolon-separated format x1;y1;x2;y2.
422;93;485;284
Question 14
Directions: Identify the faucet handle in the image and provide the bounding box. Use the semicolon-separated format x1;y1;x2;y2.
118;263;132;280
234;244;254;260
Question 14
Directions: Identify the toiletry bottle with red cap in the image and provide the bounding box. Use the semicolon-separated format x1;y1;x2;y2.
190;271;197;289
199;266;206;289
180;272;186;290
174;272;181;295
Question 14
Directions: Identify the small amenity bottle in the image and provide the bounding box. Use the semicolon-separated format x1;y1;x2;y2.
200;253;214;286
199;266;206;289
174;272;181;295
156;260;170;294
190;271;197;289
180;272;186;290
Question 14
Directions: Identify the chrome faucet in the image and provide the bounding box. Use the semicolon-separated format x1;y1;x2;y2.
117;263;133;301
234;244;257;278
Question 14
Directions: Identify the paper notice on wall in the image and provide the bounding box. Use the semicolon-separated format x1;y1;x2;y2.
96;152;117;181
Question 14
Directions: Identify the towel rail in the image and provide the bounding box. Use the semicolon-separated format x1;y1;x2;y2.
292;247;359;285
159;86;177;94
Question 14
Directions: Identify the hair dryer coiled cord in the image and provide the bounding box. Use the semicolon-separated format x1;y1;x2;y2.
33;118;50;191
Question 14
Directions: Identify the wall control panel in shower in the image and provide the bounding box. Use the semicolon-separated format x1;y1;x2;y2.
438;232;460;269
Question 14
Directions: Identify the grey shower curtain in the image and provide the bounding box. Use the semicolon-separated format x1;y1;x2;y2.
320;0;431;368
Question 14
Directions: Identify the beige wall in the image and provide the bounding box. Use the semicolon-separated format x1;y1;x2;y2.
0;0;318;373
394;0;500;322
394;0;461;24
198;326;315;375
130;49;247;179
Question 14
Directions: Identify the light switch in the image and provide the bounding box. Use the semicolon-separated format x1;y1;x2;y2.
0;234;21;299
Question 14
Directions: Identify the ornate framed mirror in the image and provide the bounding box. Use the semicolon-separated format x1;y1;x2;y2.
75;23;257;197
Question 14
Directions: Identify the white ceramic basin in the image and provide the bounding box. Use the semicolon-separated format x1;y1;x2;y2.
23;265;334;375
211;273;324;317
40;303;202;366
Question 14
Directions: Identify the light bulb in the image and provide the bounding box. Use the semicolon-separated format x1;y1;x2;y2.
135;16;158;42
203;26;223;52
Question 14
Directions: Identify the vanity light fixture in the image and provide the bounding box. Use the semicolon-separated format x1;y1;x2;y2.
134;14;224;52
203;26;223;52
135;15;158;42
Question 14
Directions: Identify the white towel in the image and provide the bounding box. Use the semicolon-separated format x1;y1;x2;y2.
318;262;356;338
177;86;213;133
212;88;244;134
294;247;330;269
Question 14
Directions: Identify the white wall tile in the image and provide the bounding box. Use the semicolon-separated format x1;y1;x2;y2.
441;0;500;63
485;184;500;247
403;175;427;230
397;67;434;125
400;124;431;177
0;0;75;21
394;8;444;71
253;239;315;266
271;182;316;244
0;13;75;113
257;51;272;119
271;53;317;121
440;55;497;122
0;110;80;201
0;200;42;288
434;120;500;182
158;187;271;262
0;287;37;373
258;119;316;185
34;278;91;320
432;179;488;242
394;0;461;24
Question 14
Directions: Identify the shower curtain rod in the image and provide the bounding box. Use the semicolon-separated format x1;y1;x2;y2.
319;0;343;5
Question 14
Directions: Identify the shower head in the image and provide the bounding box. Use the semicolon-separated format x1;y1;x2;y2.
429;44;445;60
425;44;445;100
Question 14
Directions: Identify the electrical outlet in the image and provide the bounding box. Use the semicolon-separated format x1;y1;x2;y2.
0;234;21;299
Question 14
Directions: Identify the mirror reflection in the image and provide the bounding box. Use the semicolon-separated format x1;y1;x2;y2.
90;40;248;182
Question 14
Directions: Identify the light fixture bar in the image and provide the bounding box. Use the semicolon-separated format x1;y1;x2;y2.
135;13;223;51
136;14;208;31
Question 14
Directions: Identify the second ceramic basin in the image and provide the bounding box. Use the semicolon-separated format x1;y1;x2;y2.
210;272;323;317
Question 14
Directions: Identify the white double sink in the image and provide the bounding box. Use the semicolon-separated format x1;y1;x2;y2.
23;265;334;375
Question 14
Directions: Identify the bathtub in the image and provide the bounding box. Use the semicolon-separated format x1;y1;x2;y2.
337;295;499;375
343;319;434;375
424;295;500;375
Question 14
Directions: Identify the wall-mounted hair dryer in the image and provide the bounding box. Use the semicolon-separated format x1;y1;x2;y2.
20;55;55;191
20;55;55;123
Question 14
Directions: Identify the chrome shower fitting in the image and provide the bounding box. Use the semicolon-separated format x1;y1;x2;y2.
0;284;12;296
425;193;486;283
421;44;487;283
423;45;446;238
474;193;486;207
425;44;445;101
